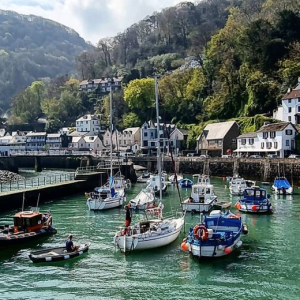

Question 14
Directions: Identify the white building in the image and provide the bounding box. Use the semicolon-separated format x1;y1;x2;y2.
273;80;300;124
235;122;297;158
102;127;141;153
46;134;62;150
0;132;28;155
76;114;100;134
83;135;103;152
26;132;47;151
68;136;85;149
169;128;189;154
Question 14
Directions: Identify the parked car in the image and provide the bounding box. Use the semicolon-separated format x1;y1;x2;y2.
199;155;210;159
187;153;194;157
288;154;300;159
267;154;278;158
222;155;232;158
249;155;262;158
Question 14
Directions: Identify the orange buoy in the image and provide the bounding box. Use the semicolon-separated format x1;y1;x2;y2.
181;242;189;251
235;202;241;210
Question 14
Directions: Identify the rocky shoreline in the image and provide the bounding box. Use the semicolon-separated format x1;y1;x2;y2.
0;170;24;182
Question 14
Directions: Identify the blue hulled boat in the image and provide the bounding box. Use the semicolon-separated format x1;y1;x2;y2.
181;210;248;258
179;178;193;188
272;177;293;195
235;186;272;213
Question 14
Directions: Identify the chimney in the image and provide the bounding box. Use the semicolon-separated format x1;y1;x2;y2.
287;87;292;93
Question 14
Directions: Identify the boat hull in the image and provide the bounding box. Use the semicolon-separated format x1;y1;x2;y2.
87;197;124;211
0;227;57;249
189;237;242;258
181;197;217;212
29;244;89;263
272;186;293;195
238;203;272;213
114;218;184;252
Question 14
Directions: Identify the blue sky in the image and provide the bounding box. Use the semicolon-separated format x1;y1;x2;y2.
0;0;190;44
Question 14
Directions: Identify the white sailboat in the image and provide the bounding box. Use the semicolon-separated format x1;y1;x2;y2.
114;204;184;252
86;79;125;211
129;186;156;210
114;76;184;252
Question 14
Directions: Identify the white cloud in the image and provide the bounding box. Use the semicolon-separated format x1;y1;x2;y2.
0;0;190;44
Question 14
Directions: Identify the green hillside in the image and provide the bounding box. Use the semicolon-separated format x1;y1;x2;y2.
0;9;92;112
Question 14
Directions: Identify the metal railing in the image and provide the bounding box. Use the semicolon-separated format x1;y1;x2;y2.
9;150;94;156
0;173;75;193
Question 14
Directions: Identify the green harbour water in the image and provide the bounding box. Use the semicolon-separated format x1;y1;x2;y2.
0;176;299;300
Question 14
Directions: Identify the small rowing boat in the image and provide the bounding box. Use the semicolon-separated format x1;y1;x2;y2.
29;243;90;263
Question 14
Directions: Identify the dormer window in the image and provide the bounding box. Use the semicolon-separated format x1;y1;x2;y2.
288;99;291;103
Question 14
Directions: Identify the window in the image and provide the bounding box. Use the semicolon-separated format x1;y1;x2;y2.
232;139;236;144
124;140;126;145
218;140;222;147
241;139;246;145
208;140;215;146
86;121;88;124
249;138;254;145
286;129;293;135
266;142;272;149
288;99;291;103
270;132;276;138
144;132;148;137
286;140;290;146
143;141;148;147
261;142;264;149
274;142;278;149
288;107;292;113
263;132;268;139
298;106;300;112
151;132;154;137
288;116;292;121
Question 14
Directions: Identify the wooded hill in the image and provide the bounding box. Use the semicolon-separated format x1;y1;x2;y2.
0;10;92;112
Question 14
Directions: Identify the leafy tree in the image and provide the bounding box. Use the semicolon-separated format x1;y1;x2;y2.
123;112;142;128
46;118;62;133
124;78;155;110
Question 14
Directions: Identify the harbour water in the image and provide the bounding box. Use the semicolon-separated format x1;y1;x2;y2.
0;177;299;299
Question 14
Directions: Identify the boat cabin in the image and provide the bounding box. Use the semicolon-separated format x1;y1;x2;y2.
243;187;269;201
190;184;215;203
13;211;43;233
193;174;210;185
231;178;246;186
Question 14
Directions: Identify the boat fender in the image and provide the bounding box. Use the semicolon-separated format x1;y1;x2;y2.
79;251;83;255
45;257;52;262
218;245;225;251
193;225;208;241
181;242;189;251
235;202;242;210
64;255;70;260
236;241;243;248
224;246;233;254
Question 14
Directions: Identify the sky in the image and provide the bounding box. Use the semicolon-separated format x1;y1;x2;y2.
0;0;191;44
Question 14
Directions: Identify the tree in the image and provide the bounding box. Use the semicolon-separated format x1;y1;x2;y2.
46;118;62;133
123;112;142;128
124;78;155;109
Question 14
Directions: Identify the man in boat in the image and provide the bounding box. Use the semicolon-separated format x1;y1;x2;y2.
66;234;79;252
124;204;132;234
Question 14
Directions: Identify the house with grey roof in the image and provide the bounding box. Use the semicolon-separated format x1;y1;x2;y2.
235;122;298;158
26;132;47;151
169;128;189;154
79;77;123;93
196;121;239;156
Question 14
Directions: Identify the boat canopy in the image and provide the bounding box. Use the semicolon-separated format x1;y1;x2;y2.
243;187;267;200
273;177;291;189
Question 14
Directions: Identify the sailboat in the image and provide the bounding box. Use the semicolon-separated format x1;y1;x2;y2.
114;77;185;252
86;79;125;211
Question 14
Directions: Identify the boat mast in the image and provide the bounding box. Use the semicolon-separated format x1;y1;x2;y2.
155;76;162;201
109;78;113;180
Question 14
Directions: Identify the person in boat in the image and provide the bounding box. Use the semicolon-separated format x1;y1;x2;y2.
188;196;194;203
66;234;79;252
124;204;132;234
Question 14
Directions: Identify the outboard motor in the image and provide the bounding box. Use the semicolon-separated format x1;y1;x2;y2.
282;187;286;195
